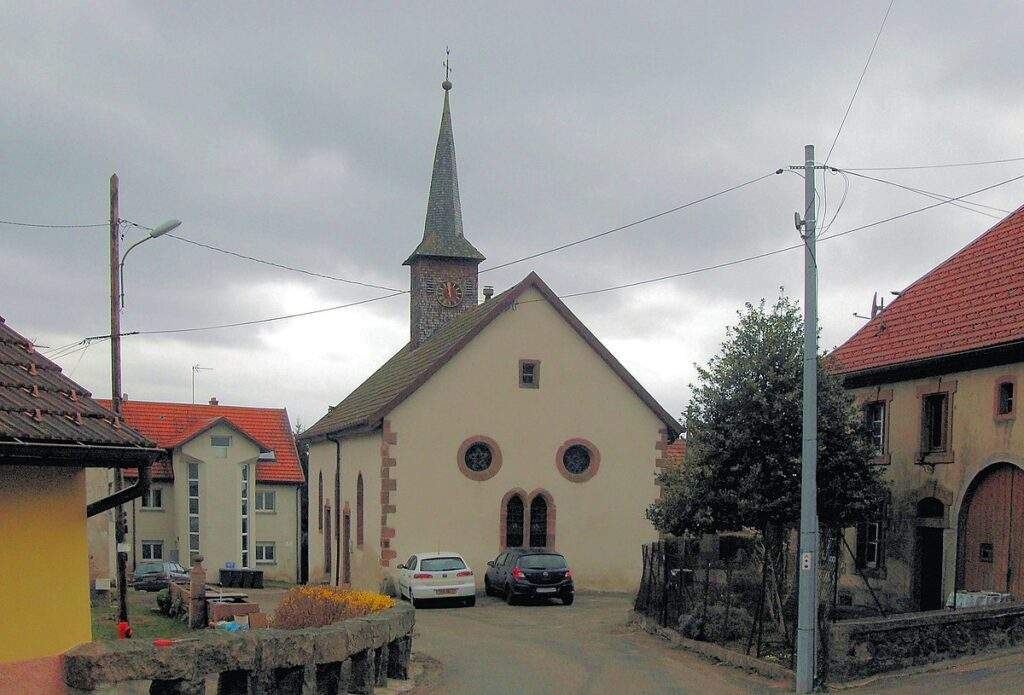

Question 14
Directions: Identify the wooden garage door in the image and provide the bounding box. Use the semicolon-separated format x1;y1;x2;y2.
963;464;1024;597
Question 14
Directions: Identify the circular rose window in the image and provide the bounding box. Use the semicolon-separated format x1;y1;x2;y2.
556;438;601;482
465;442;493;472
563;445;591;474
457;436;502;481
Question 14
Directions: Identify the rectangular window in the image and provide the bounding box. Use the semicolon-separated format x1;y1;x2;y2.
255;490;276;512
188;462;200;555
255;542;276;564
211;435;231;458
519;359;541;389
864;401;886;456
141;541;163;560
998;382;1015;416
241;465;249;568
922;393;949;453
141;487;163;510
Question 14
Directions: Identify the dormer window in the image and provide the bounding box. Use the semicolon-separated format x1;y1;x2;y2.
211;435;231;458
519;360;541;389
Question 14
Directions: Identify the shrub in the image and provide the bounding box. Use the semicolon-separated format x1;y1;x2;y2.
271;586;395;630
678;602;754;644
156;588;171;615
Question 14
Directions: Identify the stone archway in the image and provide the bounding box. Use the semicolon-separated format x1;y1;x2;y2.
958;462;1024;596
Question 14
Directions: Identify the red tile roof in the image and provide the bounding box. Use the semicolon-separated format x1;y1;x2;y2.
97;400;304;484
831;205;1024;375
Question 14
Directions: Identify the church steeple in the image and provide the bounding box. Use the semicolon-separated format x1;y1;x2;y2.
406;76;485;348
404;79;485;265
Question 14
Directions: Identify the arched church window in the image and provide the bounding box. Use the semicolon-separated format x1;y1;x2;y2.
506;495;524;548
318;471;324;531
530;495;548;548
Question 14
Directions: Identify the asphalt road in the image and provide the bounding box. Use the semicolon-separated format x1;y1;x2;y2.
409;593;785;695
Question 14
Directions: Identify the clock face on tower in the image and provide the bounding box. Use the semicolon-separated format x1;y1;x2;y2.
436;281;464;308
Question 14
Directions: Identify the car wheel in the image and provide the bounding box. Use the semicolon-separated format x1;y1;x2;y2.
484;578;492;596
505;584;517;606
561;594;574;606
465;596;476;607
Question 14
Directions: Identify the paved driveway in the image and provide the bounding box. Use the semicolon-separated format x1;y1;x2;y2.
409;593;785;695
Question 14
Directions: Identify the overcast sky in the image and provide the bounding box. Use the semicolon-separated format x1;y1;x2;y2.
3;2;1023;431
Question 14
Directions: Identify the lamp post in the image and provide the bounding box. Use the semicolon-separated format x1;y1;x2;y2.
108;173;179;628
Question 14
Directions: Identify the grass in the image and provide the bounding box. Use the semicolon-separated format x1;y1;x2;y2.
90;589;193;642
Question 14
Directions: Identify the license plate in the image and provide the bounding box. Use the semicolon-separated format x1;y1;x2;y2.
435;588;458;595
536;587;557;593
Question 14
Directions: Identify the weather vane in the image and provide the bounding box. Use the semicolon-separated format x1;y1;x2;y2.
442;46;452;90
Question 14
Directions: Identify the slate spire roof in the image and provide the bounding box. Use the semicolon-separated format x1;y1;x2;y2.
831;203;1024;376
404;80;485;265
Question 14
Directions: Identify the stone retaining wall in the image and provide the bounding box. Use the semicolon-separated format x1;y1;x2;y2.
827;602;1024;682
64;604;415;694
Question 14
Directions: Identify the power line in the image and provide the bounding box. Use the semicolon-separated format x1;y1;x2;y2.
824;0;896;165
841;156;1024;172
479;170;784;274
0;219;107;229
834;168;1009;218
525;170;1024;302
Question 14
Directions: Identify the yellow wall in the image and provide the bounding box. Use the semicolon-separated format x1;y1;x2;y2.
309;285;668;592
0;466;91;663
840;362;1024;609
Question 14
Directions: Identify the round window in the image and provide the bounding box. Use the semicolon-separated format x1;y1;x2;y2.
562;444;591;475
464;442;493;472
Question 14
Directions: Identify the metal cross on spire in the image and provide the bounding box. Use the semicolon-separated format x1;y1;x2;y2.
442;46;452;90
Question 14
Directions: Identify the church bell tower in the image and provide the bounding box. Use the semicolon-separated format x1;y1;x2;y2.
404;76;485;348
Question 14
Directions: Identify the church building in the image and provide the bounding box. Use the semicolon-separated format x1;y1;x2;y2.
301;79;682;593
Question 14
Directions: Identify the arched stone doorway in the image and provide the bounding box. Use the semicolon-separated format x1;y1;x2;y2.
958;462;1024;597
915;497;945;610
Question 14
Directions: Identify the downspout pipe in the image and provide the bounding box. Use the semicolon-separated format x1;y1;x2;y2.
87;461;151;518
330;436;342;587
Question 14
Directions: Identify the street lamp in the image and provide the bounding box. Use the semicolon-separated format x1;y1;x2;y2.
120;219;180;308
108;173;178;630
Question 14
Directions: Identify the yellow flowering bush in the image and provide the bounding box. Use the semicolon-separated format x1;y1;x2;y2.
271;586;396;630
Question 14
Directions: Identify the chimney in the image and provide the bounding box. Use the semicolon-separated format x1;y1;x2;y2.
483;286;494;301
208;397;219;406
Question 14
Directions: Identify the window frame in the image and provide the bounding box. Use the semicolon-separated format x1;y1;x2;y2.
555;438;601;482
855;495;890;579
255;489;277;513
916;381;957;465
187;461;201;556
857;388;892;465
518;359;541;389
255;542;276;565
141;486;164;510
141;540;164;561
457;435;503;481
995;377;1017;422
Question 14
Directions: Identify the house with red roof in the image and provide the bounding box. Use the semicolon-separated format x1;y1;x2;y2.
89;398;304;583
831;204;1024;612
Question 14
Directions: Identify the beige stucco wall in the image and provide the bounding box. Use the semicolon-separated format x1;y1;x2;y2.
129;482;177;563
840;362;1024;609
315;286;669;593
85;468;115;585
252;483;300;582
306;439;335;585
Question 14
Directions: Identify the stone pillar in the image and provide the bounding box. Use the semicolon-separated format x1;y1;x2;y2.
372;645;388;687
315;660;350;695
149;678;204;695
348;649;375;694
188;555;207;629
387;636;412;680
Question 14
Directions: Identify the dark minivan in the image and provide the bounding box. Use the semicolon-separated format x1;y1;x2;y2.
484;548;574;605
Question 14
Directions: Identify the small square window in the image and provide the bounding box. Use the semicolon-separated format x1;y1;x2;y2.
141;487;163;510
141;541;163;560
998;382;1015;416
255;490;276;512
255;542;276;564
519;360;541;389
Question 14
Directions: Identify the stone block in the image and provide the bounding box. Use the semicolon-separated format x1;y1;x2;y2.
349;649;375;695
208;601;260;623
65;639;199;689
312;622;352;664
387;636;411;680
251;629;315;670
192;632;258;675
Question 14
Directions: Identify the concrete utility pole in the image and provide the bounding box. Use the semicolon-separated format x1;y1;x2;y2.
109;173;131;628
795;145;819;692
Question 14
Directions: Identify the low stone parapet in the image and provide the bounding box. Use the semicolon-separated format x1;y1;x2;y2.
827;602;1024;682
64;603;415;694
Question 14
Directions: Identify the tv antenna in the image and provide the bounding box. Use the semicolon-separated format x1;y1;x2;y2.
191;364;213;404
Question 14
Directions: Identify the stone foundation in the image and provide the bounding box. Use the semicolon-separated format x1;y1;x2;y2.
64;604;415;694
827;602;1024;682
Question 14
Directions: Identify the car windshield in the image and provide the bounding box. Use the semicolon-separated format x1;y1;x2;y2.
519;554;567;570
135;563;163;575
419;557;466;572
